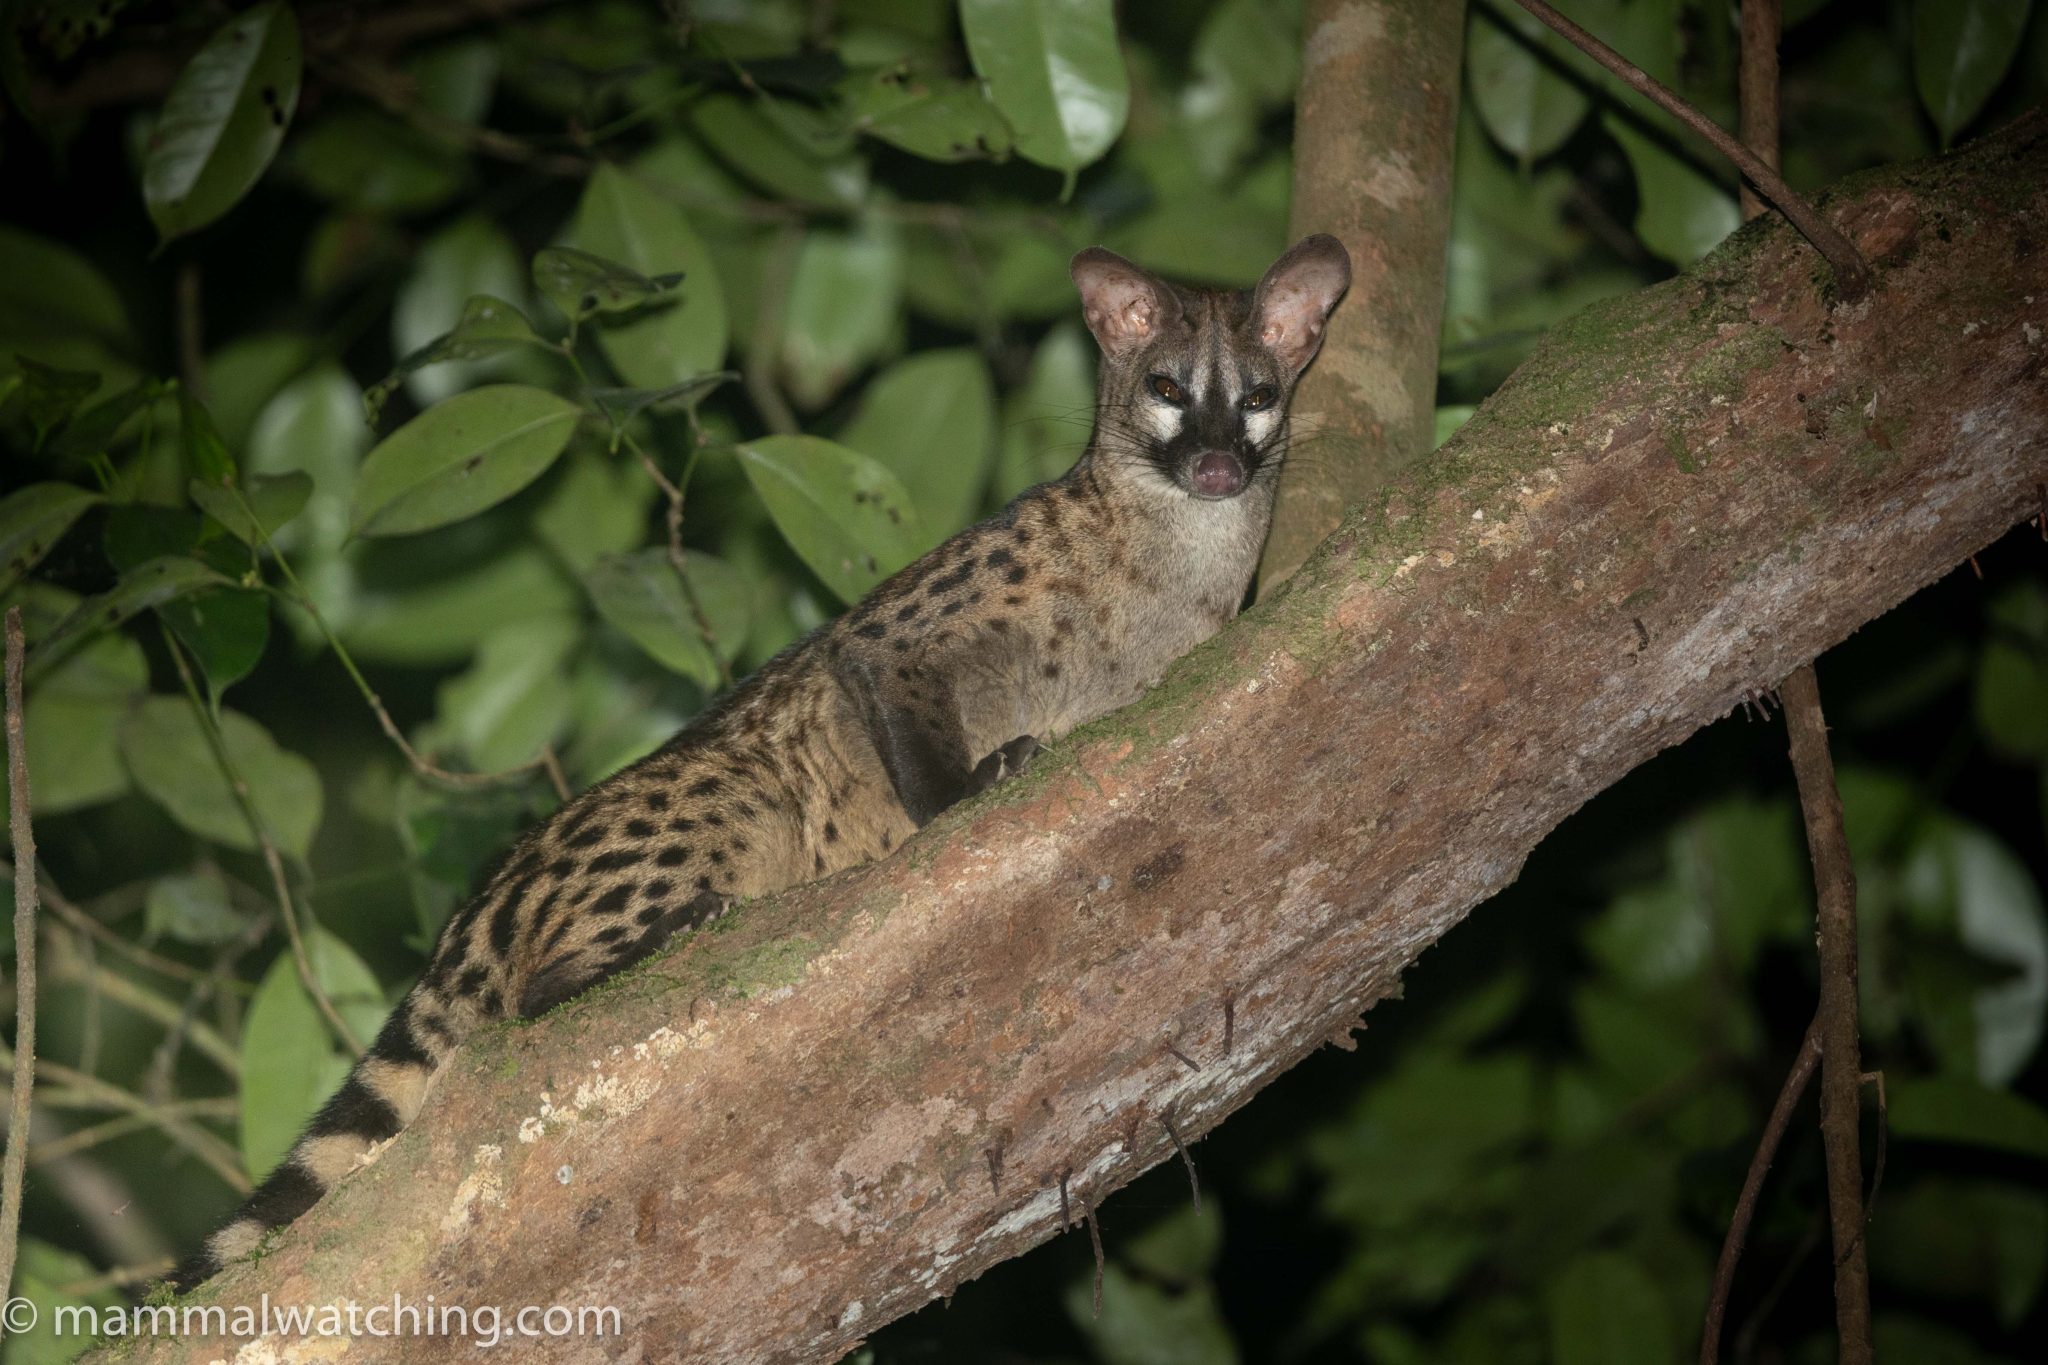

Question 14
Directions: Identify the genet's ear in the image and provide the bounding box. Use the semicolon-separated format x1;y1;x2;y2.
1251;234;1352;376
1071;247;1181;356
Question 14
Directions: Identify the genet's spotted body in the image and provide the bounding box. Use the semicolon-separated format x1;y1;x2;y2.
173;234;1350;1290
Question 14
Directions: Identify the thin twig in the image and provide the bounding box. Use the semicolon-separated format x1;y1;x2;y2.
1504;0;1872;301
1781;664;1873;1365
175;262;207;399
162;627;364;1057
1084;1193;1105;1319
0;1051;248;1195
622;431;734;690
39;932;241;1076
2;607;41;1303
257;521;570;801
1701;1013;1820;1365
745;226;805;437
1160;1105;1201;1216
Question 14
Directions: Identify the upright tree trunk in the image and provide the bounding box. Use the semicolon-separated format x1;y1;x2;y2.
1260;0;1467;588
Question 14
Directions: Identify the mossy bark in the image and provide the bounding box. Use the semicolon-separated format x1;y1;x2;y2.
94;118;2048;1365
1259;0;1467;589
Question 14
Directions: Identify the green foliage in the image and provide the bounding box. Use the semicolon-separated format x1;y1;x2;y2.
141;2;302;242
1;3;2044;1362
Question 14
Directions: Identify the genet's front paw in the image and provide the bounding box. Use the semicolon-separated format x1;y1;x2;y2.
968;735;1040;794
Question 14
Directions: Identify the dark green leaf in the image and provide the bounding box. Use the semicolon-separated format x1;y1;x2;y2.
847;70;1014;162
120;694;323;857
172;586;273;702
205;331;318;448
1467;7;1589;164
1913;0;2034;146
180;386;235;484
583;549;751;686
189;471;314;547
0;482;102;596
839;348;995;535
0;224;131;375
962;0;1129;185
27;555;233;679
368;295;549;426
531;245;684;323
1545;1251;1674;1365
245;362;368;563
47;380;163;463
8;355;101;446
995;321;1095;503
392;216;529;406
143;1;302;241
1063;1265;1236;1365
433;616;580;771
690;93;868;207
533;452;657;573
779;216;905;409
1890;1075;2048;1159
736;435;925;602
351;384;581;537
1606;115;1740;266
145;867;253;946
290;108;468;215
569;164;730;387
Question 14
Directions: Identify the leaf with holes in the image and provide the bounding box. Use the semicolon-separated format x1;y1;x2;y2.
570;164;728;387
351;384;580;537
736;435;925;603
143;1;302;241
839;348;995;536
0;482;101;596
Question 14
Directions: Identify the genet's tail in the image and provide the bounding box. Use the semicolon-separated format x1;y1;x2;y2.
169;986;459;1290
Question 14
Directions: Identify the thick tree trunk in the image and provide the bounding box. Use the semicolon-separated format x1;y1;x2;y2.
1260;0;1466;588
96;119;2048;1364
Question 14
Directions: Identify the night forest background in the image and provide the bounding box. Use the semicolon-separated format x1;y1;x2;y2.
2;0;2047;1361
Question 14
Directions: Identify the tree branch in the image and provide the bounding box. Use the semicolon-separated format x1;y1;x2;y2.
1260;0;1467;587
110;119;2048;1363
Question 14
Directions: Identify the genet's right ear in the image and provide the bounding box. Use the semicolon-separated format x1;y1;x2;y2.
1071;247;1181;357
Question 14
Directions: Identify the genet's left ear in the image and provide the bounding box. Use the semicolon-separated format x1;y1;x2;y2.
1250;234;1352;376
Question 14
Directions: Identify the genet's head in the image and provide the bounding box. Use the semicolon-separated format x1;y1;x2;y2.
1070;235;1351;500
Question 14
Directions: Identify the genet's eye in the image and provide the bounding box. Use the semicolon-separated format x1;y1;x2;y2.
1148;374;1186;405
1241;385;1277;412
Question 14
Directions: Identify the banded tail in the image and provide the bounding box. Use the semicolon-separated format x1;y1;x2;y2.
170;986;462;1290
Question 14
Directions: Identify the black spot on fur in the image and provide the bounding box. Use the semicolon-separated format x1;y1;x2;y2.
487;881;530;957
657;846;690;868
459;966;491;995
668;818;697;834
590;884;635;918
587;849;646;875
625;818;656;839
643;878;673;900
823;820;839;843
644;791;670;812
690;777;724;798
548;858;575;880
856;622;887;639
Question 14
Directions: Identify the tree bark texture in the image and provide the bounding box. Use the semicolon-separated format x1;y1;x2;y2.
1260;0;1467;588
98;119;2048;1364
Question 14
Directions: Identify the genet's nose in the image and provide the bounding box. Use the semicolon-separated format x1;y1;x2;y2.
1190;450;1247;498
